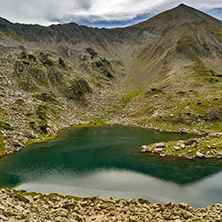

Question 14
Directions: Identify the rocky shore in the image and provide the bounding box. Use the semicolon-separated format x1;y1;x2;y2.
140;134;222;159
0;188;221;222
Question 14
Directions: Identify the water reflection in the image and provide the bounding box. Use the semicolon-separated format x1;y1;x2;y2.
0;127;221;207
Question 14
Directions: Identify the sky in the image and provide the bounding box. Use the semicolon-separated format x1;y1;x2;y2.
0;0;222;28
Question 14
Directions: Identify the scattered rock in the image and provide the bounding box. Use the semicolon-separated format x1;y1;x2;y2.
174;146;181;151
154;148;164;153
153;142;167;148
184;139;197;145
181;143;186;149
196;151;204;158
0;187;221;221
16;193;32;203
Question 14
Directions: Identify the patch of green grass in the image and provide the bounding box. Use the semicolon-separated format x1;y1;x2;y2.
24;134;58;146
206;25;222;42
115;89;144;110
0;121;13;130
162;24;174;36
0;134;5;158
161;13;173;23
182;22;191;27
107;89;144;117
24;134;36;140
86;48;98;58
0;108;6;116
190;56;211;76
71;121;107;129
176;34;198;55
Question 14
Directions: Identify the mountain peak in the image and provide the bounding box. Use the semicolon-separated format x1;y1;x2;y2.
174;3;195;12
178;3;189;8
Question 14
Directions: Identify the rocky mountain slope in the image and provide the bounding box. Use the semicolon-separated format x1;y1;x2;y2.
1;4;222;156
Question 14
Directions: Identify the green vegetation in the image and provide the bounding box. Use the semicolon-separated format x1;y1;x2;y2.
28;54;37;62
118;89;144;109
71;121;107;129
86;48;98;58
38;52;54;67
24;134;36;140
0;134;5;158
161;13;173;23
206;25;222;42
0;121;13;130
107;89;144;118
25;134;58;146
182;22;191;27
190;56;211;76
27;104;61;135
58;57;66;68
0;108;6;117
176;34;198;55
162;24;174;36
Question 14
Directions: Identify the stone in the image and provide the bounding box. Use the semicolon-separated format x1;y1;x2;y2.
196;151;204;158
154;148;164;153
0;215;8;221
0;204;6;210
184;139;197;145
153;142;167;148
138;198;151;205
179;202;189;209
174;146;181;151
15;205;25;212
16;193;33;203
181;143;185;149
140;145;148;152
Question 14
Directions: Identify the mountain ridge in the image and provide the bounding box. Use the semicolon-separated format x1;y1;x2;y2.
0;4;222;156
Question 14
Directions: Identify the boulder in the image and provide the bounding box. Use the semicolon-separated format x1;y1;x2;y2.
174;146;181;151
16;193;33;203
179;202;190;209
181;144;185;149
153;142;167;148
196;151;204;158
140;145;148;152
154;148;164;153
184;139;198;145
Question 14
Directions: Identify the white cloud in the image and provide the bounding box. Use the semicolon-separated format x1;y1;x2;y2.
0;0;221;27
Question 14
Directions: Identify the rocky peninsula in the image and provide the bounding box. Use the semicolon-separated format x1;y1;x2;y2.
141;133;222;159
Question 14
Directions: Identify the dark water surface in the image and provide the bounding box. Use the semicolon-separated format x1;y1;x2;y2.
0;127;221;207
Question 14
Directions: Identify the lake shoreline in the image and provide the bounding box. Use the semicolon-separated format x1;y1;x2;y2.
0;188;221;221
2;121;221;161
0;125;221;218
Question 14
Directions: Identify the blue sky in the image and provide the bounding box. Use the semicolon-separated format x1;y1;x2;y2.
0;0;221;28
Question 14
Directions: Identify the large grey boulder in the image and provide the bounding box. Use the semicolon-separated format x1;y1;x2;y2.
153;142;167;148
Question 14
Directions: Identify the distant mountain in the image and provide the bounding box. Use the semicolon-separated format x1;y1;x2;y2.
0;4;222;154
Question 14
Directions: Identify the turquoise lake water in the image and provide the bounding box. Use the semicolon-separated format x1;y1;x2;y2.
0;127;221;207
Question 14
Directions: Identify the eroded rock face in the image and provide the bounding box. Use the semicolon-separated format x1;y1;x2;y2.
0;188;221;222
